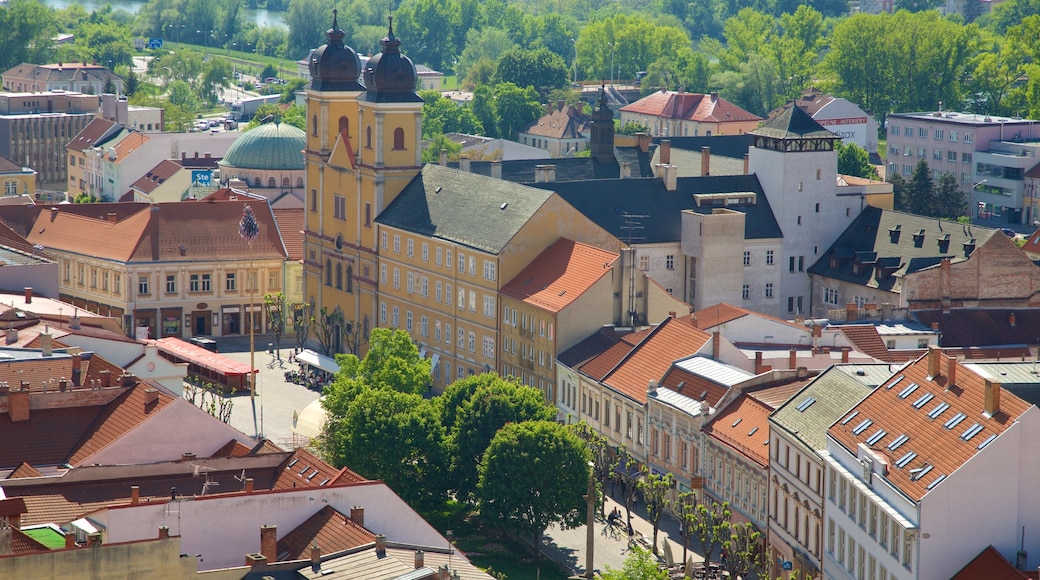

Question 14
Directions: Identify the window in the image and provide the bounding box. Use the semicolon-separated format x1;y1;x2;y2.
392;306;399;327
468;256;476;275
436;247;443;265
445;323;451;344
639;255;649;271
166;275;176;293
458;327;464;348
742;284;750;300
934;129;944;140
226;272;236;291
825;288;838;305
483;336;495;358
666;255;674;270
918;127;927;138
933;149;943;160
962;152;972;164
798;256;804;271
407;271;414;293
422;242;429;262
365;125;372;148
393;235;400;253
458;253;465;272
435;280;442;302
483;295;496;317
948;130;958;142
381;264;387;284
421;276;428;297
333;195;346;220
743;251;751;266
889;125;899;136
114;274;121;295
458;287;465;308
789;256;796;272
139;276;150;295
247;271;258;291
904;126;912;136
406;311;413;331
202;274;211;292
393;267;400;289
626;411;633;438
468;290;476;311
190;274;200;292
446;249;452;268
637;418;644;445
380;302;386;323
917;147;926;158
483;260;496;280
393;127;405;150
91;269;97;288
407;239;414;257
435;320;441;341
765;283;774;298
964;133;974;144
381;231;388;250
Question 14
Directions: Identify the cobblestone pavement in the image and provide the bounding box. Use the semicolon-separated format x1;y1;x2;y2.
205;335;320;450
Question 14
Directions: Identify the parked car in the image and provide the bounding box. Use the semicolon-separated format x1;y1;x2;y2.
189;337;218;352
1001;228;1017;237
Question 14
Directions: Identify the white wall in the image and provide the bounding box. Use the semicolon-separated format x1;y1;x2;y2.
812;99;878;154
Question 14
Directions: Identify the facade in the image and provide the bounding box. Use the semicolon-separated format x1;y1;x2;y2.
518;101;594;157
2;63;124;95
65;118;147;201
772;88;879;157
822;347;1040;579
702;392;773;530
971;139;1040;227
0;153;36;197
619;91;762;137
12;200;287;339
885;111;1039;225
0;91;99;189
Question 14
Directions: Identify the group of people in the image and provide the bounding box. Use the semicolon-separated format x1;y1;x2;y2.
606;507;634;536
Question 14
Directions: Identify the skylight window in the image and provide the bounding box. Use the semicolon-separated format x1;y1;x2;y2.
911;392;934;409
886;375;905;390
910;464;933;481
926;474;947;490
961;423;984;441
748;427;759;436
943;412;966;430
732;418;742;427
887;434;909;450
898;383;919;399
319;478;330;486
866;429;887;445
852;419;873;435
288;459;298;467
841;411;859;425
977;434;998;450
895;451;917;468
926;402;950;419
796;397;816;412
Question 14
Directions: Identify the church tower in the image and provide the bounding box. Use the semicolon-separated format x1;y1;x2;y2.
303;12;422;352
589;86;615;164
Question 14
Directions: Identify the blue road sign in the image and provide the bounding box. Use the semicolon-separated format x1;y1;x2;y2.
192;170;212;186
148;38;164;49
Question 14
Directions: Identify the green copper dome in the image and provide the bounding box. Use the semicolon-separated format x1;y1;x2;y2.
221;121;306;171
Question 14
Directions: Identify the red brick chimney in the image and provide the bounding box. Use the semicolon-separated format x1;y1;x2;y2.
712;331;721;359
8;389;29;422
789;348;797;369
244;478;254;494
23;287;31;304
846;302;857;322
927;345;942;378
841;347;850;363
181;452;196;462
311;544;322;572
743;153;749;175
259;525;277;562
350;506;364;528
1009;312;1017;327
415;550;425;569
755;351;764;374
700;146;710;176
106;213;118;223
65;532;76;548
245;553;267;567
947;356;957;387
130;485;140;505
985;379;1001;416
158;526;169;539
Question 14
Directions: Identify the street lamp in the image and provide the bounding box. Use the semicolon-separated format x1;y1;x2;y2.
608;42;616;87
197;29;213;57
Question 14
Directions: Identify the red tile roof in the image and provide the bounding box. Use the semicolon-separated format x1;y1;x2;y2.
829;349;1032;501
111;131;149;164
273;207;305;261
130;160;183;195
501;239;618;313
659;366;729;407
558;327;634;370
7;462;42;479
522;103;594;139
691;302;804;332
603;316;712;404
839;325;894;361
704;393;772;467
577;328;652;382
620;91;762;124
68;383;175;466
11;528;50;555
0;153;23;173
272;448;363;490
209;439;254;458
67;118;119;152
277;505;376;561
952;545;1028;580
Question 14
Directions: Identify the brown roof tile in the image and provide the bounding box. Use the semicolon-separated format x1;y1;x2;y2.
273;448;346;490
112;131;149;163
11;528;50;555
659;367;729;407
839;325;894;361
620;91;762;123
577;329;650;382
829;350;1032;501
691;302;804;332
501;239;618;313
0;405;104;470
558;327;633;369
68;383;175;466
704;393;772;467
67;118;118;152
277;505;376;561
0;153;23;173
952;545;1028;580
273;207;305;261
747;379;811;409
7;462;43;479
209;439;253;458
603;316;712;404
130;160;183;195
522;104;594;139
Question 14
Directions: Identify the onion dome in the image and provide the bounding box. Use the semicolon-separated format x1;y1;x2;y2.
360;16;422;103
309;9;364;92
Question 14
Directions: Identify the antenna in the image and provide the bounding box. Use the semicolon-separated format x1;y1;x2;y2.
233;469;246;483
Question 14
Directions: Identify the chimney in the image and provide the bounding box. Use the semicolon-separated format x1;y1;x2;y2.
700;147;710;176
350;506;365;528
106;213;118;223
846;302;857;323
415;550;425;569
87;533;102;548
40;332;53;356
144;388;159;406
940;259;952;313
663;165;677;191
120;371;136;387
259;525;277;562
100;369;111;387
710;91;719;102
9;390;29;422
743;153;749;175
755;351;764;374
789;348;797;369
245;553;267;567
556;99;565;112
534;164;556;183
158;526;169;539
712;331;721;359
0;525;9;557
546;102;554;115
927;345;942;378
311;544;322;572
181;452;196;462
660;140;671;165
647;379;658;397
636;133;651;153
72;353;82;373
931;321;939;332
5;329;17;344
946;356;957;387
130;485;140;505
375;534;387;557
459;156;471;173
1010;312;1017;327
244;478;255;494
23;287;32;304
65;532;76;548
841;347;850;363
619;161;631;179
881;302;893;320
439;151;447;166
984;379;1001;416
490;161;502;180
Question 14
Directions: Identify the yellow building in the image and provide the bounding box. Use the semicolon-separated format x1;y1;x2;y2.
0;153;36;197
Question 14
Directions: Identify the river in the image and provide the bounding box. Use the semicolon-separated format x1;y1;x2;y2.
37;0;288;29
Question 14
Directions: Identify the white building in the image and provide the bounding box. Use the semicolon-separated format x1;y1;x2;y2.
774;89;879;157
822;347;1040;579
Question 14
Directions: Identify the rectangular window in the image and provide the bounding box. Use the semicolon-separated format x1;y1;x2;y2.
765;283;773;298
468;330;476;352
445;323;451;344
393;267;400;288
226;272;236;291
789;256;796;272
333;194;346;220
166;275;176;293
639;255;649;271
393;235;400;253
964;133;974;144
904;126;912;136
421;276;429;297
422;242;429;262
626;411;633;438
365;203;371;226
407;271;415;293
933;149;942;160
665;255;674;270
446;249;452;268
766;250;774;265
435;320;441;341
381;232;388;250
742;284;750;300
406;311;413;331
798;256;804;271
483;295;496;317
458;287;465;308
436;247;442;265
190;274;200;292
114;274;121;295
446;284;452;305
483;260;496;280
468;256;476;275
458;253;465;272
201;274;211;292
962;152;972;164
918;127;927;138
407;239;414;257
435;281;443;302
392;306;399;327
380;302;386;323
934;129;944;140
743;251;751;266
381;264;387;284
310;189;317;212
458;327;465;348
483;335;495;358
948;130;958;142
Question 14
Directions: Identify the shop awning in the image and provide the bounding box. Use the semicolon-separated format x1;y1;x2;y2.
156;337;256;377
296;349;340;375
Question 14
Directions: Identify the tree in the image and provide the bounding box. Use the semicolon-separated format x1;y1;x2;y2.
908;158;937;216
934;172;969;219
477;420;590;556
890;172;911;213
395;0;462;72
320;387;446;507
599;545;669;580
572;422;618;517
419;89;483;138
613;445;642;535
125;70;140;97
638;467;675;555
688;501;730;566
312;305;344;356
322;327;430;417
286;0;346;59
421;134;463;163
456;27;515;86
836;141;881;180
673;490;698;567
448;374;556;500
292;302;313;350
490;82;542;140
491;47;569;93
263;292;285;358
721;521;769;579
0;0;56;71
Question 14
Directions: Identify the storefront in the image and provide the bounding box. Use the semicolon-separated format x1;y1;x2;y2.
134;308;157;340
160;307;182;337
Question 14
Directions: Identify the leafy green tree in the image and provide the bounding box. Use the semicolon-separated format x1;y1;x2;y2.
395;0;462;71
471;84;498;137
689;501;730;566
836;141;881;180
908;158;937;216
322;327;431;417
490;82;542;140
575;14;694;83
934;172;969;219
0;0;54;71
638;467;675;555
419;89;483;138
890;172;911;213
312;305;344;357
125;70;140;97
449;374;556;500
572;422;617;516
492;47;570;93
674;491;698;567
321;388;446;507
985;0;1040;34
721;521;769;579
599;545;669;580
477;420;590;555
613;445;642;534
263;292;285;356
456;27;515;86
200;58;232;104
286;0;346;59
421;134;463;163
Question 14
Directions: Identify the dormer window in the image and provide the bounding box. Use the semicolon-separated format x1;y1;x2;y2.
913;229;925;248
962;238;976;256
937;233;951;253
889;224;901;243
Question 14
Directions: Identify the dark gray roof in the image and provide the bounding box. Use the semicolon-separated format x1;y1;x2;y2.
750;103;836;140
558;326;631;368
807;207;998;292
375;163;554;254
447;145;656;182
530;174;783;244
653;135;752;160
911;308;1040;349
770;364;880;451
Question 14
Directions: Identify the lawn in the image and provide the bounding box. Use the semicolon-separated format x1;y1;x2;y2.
421;502;570;580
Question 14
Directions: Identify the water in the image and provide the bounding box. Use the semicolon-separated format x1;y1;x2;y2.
37;0;288;30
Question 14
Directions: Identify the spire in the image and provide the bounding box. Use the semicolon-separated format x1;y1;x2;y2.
326;8;345;45
381;15;401;53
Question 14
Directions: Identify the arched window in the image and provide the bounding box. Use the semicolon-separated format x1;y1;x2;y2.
255;176;263;187
346;265;353;293
393;127;405;150
296;177;304;188
311;115;318;137
268;177;276;188
365;126;372;149
325;259;332;286
282;176;290;188
338;116;349;136
335;262;342;290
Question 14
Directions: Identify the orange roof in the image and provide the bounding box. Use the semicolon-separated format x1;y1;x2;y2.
209;439;254;458
7;462;42;479
68;383;175;466
272;448;362;490
603;316;712;403
952;545;1028;580
659;366;729;407
131;160;183;195
522;104;593;139
573;329;648;381
501;239;618;313
273;207;305;261
11;528;50;555
276;505;376;561
703;393;772;467
829;350;1032;501
839;325;892;361
620;91;762;124
112;131;149;163
691;302;805;332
